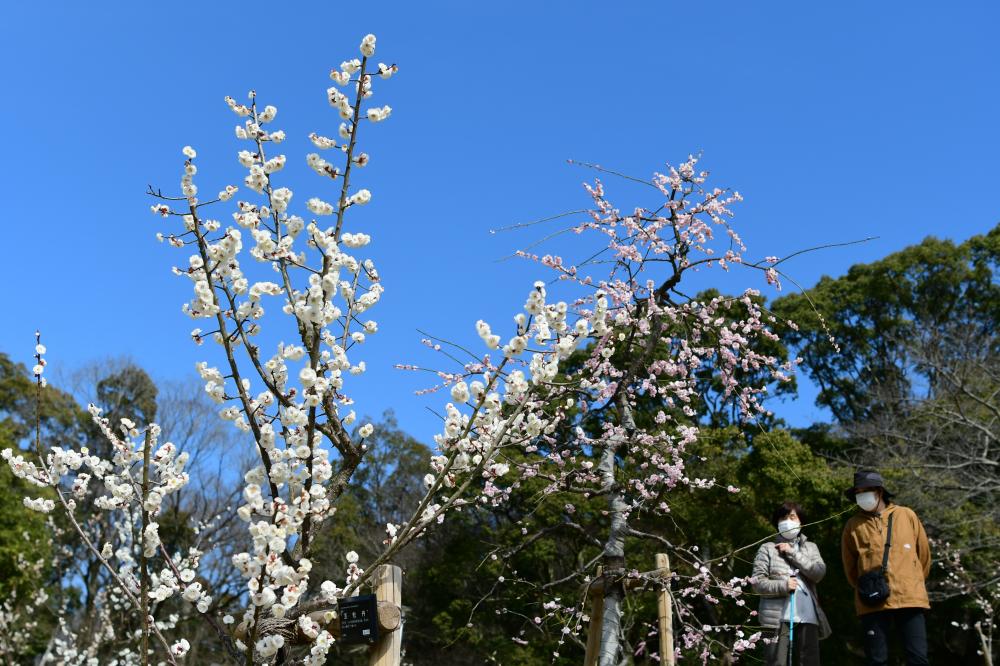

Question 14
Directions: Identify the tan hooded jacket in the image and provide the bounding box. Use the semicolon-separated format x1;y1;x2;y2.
841;503;931;616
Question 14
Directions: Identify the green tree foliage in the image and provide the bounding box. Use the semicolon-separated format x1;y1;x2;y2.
771;224;1000;423
0;354;80;661
95;364;158;427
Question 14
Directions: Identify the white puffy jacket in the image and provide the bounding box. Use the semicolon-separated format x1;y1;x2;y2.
751;534;831;638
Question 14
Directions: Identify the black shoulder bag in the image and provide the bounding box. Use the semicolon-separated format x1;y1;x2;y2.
857;513;894;606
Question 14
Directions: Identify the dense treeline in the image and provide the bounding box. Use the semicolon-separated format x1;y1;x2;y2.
2;223;997;663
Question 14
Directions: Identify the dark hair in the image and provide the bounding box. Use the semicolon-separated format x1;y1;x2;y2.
771;501;806;529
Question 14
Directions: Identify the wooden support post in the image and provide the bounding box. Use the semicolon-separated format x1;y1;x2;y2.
369;564;402;666
656;553;674;666
583;565;604;666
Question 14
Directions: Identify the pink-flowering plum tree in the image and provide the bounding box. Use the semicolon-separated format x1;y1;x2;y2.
409;164;798;664
4;33;799;665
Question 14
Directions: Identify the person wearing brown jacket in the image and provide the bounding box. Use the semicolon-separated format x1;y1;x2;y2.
841;470;931;665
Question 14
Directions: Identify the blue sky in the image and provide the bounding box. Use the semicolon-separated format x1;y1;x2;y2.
3;1;998;441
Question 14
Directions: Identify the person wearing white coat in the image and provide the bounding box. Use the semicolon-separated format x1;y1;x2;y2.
752;501;831;665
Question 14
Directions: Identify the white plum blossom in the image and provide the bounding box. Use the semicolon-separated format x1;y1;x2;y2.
349;188;371;205
307;152;340;179
309;132;337;149
170;638;191;657
306;197;334;216
450;381;470;403
475;320;501;349
341;232;370;248
360;33;376;57
256;634;285;659
23;497;55;513
366;105;392;122
259;105;277;123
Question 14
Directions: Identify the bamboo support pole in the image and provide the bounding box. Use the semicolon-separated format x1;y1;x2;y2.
656;553;674;666
583;565;604;666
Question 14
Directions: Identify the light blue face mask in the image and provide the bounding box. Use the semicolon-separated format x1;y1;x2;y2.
778;519;801;539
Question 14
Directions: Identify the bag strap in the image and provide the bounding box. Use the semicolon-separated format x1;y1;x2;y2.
881;513;895;573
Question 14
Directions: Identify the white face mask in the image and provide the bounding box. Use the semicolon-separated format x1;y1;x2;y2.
856;491;879;512
777;519;801;540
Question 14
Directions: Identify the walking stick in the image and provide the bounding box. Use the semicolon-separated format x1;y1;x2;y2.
787;582;797;666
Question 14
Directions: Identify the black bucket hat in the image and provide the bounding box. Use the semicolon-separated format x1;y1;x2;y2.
844;469;894;501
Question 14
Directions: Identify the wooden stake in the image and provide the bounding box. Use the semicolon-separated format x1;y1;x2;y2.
583;565;604;666
656;553;674;666
369;564;402;666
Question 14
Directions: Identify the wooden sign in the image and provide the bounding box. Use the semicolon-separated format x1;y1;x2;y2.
340;593;380;645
